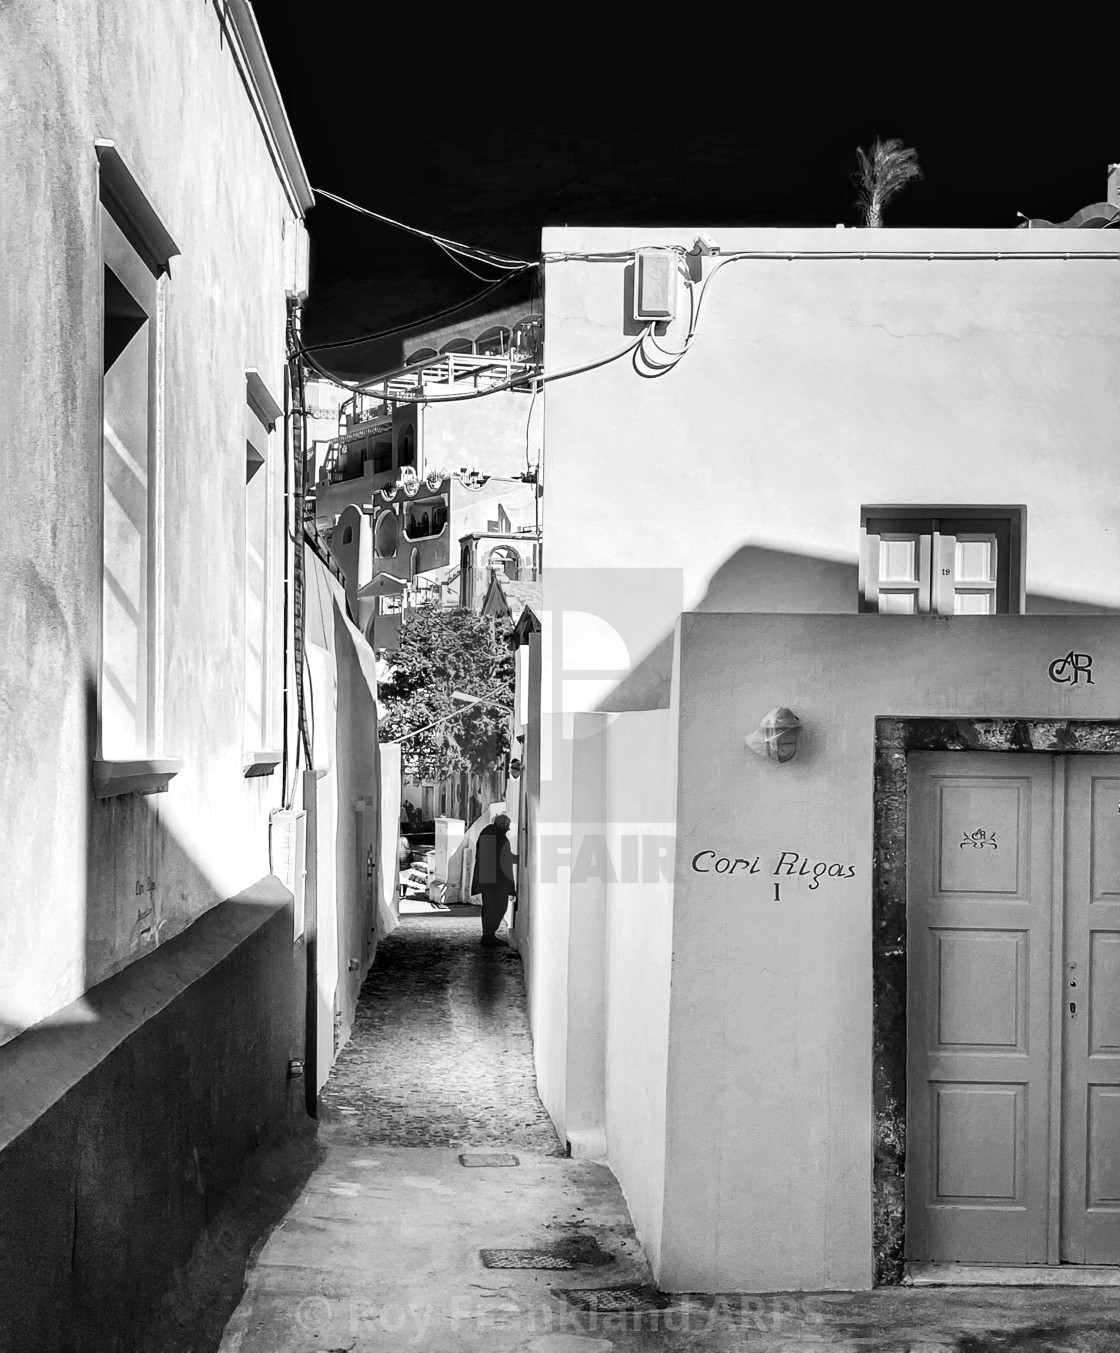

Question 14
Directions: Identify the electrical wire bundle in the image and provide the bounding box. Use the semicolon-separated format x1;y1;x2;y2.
301;193;676;395
305;192;1120;395
300;189;538;377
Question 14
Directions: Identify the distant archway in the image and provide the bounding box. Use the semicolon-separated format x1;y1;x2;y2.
476;325;512;357
488;545;520;580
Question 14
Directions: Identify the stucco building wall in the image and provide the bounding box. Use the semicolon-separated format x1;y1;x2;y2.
660;613;1120;1291
541;227;1120;633
0;0;304;1039
602;704;677;1274
304;551;392;1081
526;613;1120;1291
423;386;542;481
521;225;1120;1291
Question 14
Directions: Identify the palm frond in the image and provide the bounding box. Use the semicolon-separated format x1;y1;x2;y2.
853;137;923;227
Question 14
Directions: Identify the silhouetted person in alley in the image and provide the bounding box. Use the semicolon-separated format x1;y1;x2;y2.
471;814;516;947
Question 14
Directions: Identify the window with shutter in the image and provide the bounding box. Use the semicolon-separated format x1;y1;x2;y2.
860;508;1023;615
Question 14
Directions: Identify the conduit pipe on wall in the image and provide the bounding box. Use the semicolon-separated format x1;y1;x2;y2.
545;248;1120;264
717;250;1120;262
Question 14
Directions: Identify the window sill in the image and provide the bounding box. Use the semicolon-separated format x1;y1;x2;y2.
242;751;282;779
93;758;182;799
402;527;448;544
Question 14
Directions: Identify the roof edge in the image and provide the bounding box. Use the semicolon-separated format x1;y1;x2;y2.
540;225;1120;257
223;0;314;216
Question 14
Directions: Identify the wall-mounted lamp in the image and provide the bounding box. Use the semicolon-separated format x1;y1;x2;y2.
745;707;802;764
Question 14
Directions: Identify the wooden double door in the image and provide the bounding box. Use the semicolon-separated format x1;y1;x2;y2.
907;753;1120;1266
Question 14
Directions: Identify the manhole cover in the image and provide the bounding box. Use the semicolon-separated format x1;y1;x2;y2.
481;1249;579;1270
459;1153;520;1168
556;1285;672;1312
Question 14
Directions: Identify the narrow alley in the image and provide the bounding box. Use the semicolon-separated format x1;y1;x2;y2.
219;911;660;1352
11;9;1120;1353
317;914;560;1152
219;914;1120;1353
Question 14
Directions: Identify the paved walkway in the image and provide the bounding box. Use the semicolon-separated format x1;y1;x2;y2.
221;915;1120;1352
319;912;561;1152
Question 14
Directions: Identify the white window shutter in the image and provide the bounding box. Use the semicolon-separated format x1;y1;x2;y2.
934;531;998;615
867;530;931;613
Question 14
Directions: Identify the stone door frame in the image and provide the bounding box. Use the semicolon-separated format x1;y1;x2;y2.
871;717;1120;1284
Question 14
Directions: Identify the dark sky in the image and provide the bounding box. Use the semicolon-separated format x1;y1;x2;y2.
252;12;1114;380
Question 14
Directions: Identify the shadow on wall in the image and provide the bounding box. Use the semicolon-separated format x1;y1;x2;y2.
82;688;229;999
0;673;307;1352
597;543;1118;713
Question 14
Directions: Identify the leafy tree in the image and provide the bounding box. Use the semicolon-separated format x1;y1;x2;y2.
854;137;923;228
376;605;515;783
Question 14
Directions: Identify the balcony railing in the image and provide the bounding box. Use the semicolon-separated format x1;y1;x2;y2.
353;352;538;414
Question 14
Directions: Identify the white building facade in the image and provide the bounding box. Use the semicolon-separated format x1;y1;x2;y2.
0;5;390;1345
517;224;1120;1291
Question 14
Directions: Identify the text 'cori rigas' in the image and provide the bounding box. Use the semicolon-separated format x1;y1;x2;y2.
690;849;856;890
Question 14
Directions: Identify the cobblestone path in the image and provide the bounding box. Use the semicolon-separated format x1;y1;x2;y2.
319;915;563;1153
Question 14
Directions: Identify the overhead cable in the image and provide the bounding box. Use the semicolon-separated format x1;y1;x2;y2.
300;266;535;353
314;187;532;272
300;321;648;402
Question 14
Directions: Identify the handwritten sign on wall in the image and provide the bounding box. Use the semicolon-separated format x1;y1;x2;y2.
690;849;856;898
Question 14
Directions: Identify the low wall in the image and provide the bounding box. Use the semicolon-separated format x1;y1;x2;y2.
0;879;304;1351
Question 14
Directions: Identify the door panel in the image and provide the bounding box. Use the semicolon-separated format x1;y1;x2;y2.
932;1082;1026;1201
1088;934;1120;1055
907;753;1055;1263
1061;759;1120;1263
934;929;1028;1050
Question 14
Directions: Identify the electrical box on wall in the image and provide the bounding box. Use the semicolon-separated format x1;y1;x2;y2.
633;249;678;322
283;218;310;302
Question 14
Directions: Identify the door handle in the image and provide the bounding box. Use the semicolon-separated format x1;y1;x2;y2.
1069;1002;1077;1018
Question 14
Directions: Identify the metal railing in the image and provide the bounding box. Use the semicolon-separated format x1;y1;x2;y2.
356;351;537;407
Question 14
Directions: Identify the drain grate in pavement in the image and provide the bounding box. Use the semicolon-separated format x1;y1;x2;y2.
481;1235;614;1270
556;1284;672;1312
459;1153;520;1168
481;1249;579;1270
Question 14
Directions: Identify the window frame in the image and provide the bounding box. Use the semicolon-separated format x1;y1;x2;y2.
100;207;158;756
93;144;180;797
402;496;448;542
243;371;283;776
859;505;1026;616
